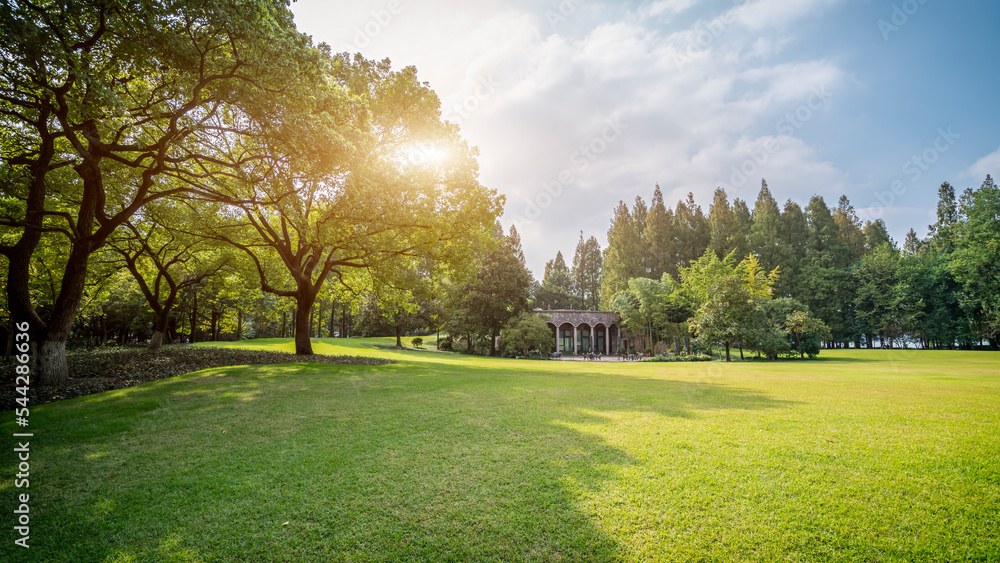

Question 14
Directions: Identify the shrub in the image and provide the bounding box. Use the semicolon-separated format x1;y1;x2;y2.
640;354;713;363
439;336;454;351
411;337;424;347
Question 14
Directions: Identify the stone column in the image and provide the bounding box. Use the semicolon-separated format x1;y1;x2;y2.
573;325;577;355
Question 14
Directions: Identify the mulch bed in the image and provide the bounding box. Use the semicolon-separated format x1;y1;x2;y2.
1;345;394;410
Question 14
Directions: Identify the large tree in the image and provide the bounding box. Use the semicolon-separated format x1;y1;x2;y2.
643;184;676;279
571;232;602;310
199;55;501;355
748;179;781;271
0;0;321;383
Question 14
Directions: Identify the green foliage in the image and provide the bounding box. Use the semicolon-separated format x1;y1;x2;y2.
571;233;602;310
500;312;555;357
639;354;713;362
948;175;1000;347
411;337;424;347
600;198;648;306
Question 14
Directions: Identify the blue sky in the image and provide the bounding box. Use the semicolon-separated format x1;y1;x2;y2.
289;0;1000;276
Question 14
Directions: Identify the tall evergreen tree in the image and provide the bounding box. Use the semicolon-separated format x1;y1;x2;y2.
673;192;710;267
644;184;676;279
731;198;753;262
543;251;569;282
601;200;645;307
572;233;603;310
748;179;782;271
776;199;809;297
708;187;737;260
833;195;866;263
863;219;894;252
507;225;527;269
806;195;849;268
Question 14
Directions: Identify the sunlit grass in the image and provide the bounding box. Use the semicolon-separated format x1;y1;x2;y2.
1;339;998;561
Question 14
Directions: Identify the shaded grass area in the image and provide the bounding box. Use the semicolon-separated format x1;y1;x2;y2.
0;345;392;409
1;339;998;561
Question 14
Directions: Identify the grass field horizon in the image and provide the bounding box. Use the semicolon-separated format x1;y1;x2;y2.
3;338;998;561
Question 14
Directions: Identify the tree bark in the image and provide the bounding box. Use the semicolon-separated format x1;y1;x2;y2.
294;293;317;355
395;326;403;348
724;341;731;362
37;238;94;385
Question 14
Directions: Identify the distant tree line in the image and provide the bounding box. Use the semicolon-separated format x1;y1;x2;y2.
537;177;1000;353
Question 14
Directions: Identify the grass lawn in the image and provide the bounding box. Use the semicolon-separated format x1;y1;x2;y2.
2;339;998;562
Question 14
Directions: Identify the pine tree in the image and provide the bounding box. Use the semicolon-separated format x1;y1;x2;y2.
833;195;866;263
644;184;676;279
748;179;781;271
572;233;603;310
731;198;753;262
806;195;849;268
776;199;809;297
507;224;527;269
600;200;645;307
862;219;894;252
673;192;710;268
543;251;569;282
708;187;737;260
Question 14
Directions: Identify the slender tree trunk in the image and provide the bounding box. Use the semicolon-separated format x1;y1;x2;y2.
237;310;243;340
190;292;199;344
739;346;744;360
724;341;731;362
395;326;403;348
330;301;337;338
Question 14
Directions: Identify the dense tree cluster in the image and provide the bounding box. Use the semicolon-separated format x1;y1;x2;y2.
0;0;502;381
537;176;999;354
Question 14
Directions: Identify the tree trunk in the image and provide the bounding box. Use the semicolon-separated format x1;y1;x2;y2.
37;239;95;384
294;294;316;355
237;310;243;340
724;341;731;362
190;292;199;343
395;326;403;348
37;339;69;385
489;329;498;356
739;346;744;360
329;301;336;337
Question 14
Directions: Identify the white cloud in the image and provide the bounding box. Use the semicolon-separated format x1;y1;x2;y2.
647;0;701;19
290;0;854;275
963;146;1000;182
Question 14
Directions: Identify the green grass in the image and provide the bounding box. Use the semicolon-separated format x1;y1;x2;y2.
2;338;999;562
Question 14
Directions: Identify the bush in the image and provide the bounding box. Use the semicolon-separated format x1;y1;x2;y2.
411;337;424;347
641;354;713;363
439;336;454;351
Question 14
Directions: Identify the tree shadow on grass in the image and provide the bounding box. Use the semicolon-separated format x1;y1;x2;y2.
0;361;795;562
